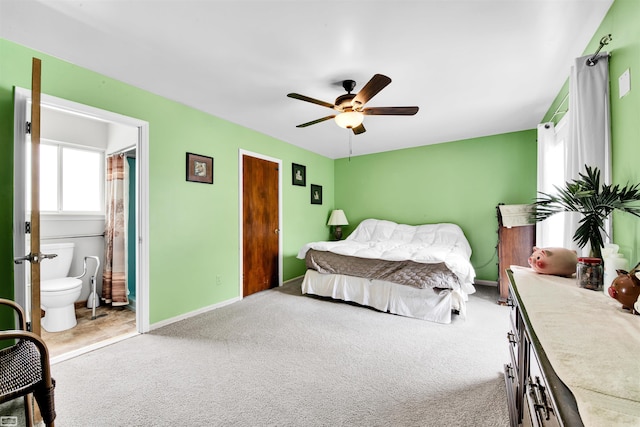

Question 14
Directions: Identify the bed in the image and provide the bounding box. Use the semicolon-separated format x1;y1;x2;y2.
296;219;476;323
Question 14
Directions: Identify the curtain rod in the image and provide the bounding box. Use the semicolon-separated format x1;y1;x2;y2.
41;233;105;240
550;92;569;120
108;145;136;157
587;34;612;66
546;34;613;123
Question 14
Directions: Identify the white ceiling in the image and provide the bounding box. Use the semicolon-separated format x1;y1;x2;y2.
1;0;614;159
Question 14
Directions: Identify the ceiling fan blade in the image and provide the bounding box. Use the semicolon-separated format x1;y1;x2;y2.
287;93;335;109
362;106;419;116
296;115;336;128
352;74;392;108
352;123;366;135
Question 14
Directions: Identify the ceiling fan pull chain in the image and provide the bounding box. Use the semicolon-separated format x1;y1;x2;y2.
349;131;352;161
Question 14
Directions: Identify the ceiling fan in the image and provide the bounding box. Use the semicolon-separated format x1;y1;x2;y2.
287;74;419;135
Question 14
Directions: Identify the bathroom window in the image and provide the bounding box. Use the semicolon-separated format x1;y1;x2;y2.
27;140;105;215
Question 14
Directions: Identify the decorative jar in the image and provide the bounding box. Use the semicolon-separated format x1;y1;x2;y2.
577;257;604;291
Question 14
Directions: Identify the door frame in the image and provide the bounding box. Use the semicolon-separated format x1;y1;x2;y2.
13;87;151;333
238;149;282;298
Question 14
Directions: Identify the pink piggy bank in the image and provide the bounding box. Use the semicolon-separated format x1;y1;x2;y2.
528;247;578;277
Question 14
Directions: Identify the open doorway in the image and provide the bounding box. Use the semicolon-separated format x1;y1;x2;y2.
13;88;150;361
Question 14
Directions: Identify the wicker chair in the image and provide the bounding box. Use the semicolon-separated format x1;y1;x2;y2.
0;298;56;426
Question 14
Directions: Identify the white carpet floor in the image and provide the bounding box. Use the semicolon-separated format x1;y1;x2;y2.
21;280;511;426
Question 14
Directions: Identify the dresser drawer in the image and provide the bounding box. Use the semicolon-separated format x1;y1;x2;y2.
507;286;521;378
504;364;519;427
524;345;561;427
507;329;519;376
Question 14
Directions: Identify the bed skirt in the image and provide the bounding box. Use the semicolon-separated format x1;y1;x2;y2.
301;270;467;324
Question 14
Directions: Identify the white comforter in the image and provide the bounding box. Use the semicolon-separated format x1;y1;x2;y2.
297;219;476;295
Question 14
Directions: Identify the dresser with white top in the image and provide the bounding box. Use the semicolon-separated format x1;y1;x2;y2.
504;267;640;427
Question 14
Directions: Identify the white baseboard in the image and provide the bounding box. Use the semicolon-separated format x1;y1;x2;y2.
150;276;302;331
283;275;304;284
149;296;242;331
127;295;137;312
475;279;498;287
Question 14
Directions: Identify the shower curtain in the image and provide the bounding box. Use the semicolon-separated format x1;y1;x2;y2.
103;154;129;306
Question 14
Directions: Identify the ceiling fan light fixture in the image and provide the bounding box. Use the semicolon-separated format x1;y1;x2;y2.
334;111;364;129
289;74;416;135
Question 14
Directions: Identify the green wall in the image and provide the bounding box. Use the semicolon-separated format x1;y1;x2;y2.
0;38;333;324
543;0;640;264
335;130;537;281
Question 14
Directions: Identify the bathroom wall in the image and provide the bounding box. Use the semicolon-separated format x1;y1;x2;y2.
41;106;108;148
106;122;138;154
38;106;107;301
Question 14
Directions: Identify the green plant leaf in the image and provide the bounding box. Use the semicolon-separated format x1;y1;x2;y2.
530;165;640;258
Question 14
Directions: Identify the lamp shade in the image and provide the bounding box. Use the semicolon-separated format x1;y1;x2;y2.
334;111;363;129
327;209;349;226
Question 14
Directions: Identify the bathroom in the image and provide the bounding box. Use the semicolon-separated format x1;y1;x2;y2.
21;104;139;358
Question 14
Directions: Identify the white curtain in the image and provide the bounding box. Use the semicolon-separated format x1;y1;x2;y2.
537;52;611;253
567;53;612;254
566;53;611;183
536;118;570;248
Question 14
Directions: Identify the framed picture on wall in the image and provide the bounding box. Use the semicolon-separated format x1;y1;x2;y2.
311;184;322;205
292;163;306;186
186;152;214;184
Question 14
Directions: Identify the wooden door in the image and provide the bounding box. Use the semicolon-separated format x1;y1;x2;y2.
13;58;44;334
242;155;279;297
30;58;42;335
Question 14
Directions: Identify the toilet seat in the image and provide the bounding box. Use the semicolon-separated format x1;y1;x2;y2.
41;277;82;292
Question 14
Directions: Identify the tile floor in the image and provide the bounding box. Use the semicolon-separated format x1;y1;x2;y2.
41;305;136;358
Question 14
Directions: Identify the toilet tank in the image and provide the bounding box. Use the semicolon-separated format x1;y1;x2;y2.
40;242;75;281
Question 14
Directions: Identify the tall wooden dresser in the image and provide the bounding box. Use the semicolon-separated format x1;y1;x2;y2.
497;204;535;304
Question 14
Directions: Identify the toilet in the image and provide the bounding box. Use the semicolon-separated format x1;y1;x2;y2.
40;242;83;332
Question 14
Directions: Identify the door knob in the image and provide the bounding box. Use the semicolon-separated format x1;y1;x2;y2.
14;254;33;264
13;252;57;264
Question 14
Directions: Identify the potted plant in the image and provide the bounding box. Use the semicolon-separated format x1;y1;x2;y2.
531;165;640;259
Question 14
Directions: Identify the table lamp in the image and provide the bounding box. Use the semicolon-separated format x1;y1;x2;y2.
327;209;349;240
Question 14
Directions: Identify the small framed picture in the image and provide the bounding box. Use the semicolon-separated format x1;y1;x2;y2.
186;152;214;184
292;163;306;186
310;184;322;205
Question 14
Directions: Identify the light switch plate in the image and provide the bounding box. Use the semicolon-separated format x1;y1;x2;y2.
619;69;630;98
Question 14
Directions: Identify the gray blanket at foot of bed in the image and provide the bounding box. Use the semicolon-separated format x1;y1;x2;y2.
305;249;459;290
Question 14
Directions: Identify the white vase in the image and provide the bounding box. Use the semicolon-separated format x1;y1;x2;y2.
603;253;629;296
